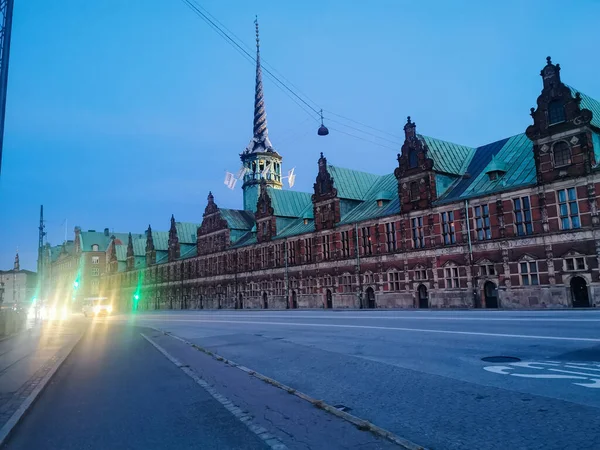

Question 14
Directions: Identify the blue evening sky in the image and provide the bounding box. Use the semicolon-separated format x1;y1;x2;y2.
1;0;599;270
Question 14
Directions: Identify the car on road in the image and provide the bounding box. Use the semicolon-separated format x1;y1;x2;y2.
83;298;113;317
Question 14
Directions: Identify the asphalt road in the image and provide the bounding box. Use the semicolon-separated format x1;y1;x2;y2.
115;309;600;450
2;321;268;450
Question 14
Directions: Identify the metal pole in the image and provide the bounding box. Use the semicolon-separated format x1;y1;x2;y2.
284;241;289;308
0;0;14;174
355;223;362;309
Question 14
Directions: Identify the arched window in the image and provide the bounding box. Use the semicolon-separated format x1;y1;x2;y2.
548;100;565;125
552;141;571;167
410;182;419;201
408;149;418;168
91;244;99;251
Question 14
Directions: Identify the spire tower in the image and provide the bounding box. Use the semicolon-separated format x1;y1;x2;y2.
240;17;283;211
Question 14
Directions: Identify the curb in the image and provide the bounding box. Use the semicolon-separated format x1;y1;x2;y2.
152;327;427;450
0;328;86;446
141;332;288;450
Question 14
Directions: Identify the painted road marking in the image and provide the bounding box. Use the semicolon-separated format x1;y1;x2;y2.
122;313;600;322
124;318;600;343
484;361;600;388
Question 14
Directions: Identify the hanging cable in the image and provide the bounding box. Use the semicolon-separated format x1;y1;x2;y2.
178;0;403;150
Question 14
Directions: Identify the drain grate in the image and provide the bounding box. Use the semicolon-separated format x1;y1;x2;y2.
481;356;521;363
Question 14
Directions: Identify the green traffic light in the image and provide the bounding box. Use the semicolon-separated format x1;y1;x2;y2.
134;294;139;300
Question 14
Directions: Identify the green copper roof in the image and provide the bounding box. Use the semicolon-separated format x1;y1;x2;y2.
175;222;200;244
220;209;255;230
420;135;475;175
455;133;535;200
339;173;399;224
328;165;380;200
568;86;600;129
115;245;127;261
275;218;315;239
269;189;313;218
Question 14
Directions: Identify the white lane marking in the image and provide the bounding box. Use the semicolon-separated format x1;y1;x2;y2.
126;313;600;322
129;318;600;342
483;361;600;388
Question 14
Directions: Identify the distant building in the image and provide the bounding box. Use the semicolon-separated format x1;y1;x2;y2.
52;28;600;310
0;252;36;308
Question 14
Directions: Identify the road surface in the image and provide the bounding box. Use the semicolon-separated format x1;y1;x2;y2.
112;309;600;450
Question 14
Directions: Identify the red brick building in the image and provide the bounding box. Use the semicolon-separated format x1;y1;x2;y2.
102;53;600;311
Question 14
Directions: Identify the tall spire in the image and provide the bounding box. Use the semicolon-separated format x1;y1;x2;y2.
246;17;273;153
13;250;19;271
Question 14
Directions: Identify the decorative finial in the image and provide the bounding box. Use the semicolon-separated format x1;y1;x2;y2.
407;116;412;124
546;56;552;65
320;152;324;158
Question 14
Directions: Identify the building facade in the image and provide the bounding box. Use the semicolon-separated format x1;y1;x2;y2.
96;51;600;311
0;253;36;308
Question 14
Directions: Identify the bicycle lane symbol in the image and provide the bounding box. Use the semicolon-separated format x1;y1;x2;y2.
483;361;600;388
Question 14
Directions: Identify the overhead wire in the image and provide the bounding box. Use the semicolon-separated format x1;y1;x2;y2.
179;0;402;151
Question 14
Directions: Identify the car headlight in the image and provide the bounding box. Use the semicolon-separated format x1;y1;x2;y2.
93;305;100;314
107;305;113;313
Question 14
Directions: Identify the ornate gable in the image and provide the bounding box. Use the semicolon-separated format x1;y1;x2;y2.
312;153;341;231
126;232;134;271
395;117;437;213
168;215;180;262
145;224;156;266
526;57;595;184
256;179;276;243
198;192;231;255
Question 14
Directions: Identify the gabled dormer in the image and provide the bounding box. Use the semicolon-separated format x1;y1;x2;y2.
312;153;340;231
395;117;436;213
145;224;156;266
526;57;596;183
168;215;180;262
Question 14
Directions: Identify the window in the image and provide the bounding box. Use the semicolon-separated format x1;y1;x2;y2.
91;256;100;264
414;267;427;281
91;244;99;251
288;242;296;265
361;227;372;255
339;275;353;293
260;247;268;268
474;205;491;240
564;257;585;271
557;188;580;230
322;235;331;260
480;264;495;276
275;244;282;267
341;230;350;257
304;238;313;263
91;280;99;294
408;149;418;168
548;100;565;125
410;182;419;201
91;268;100;276
262;222;267;237
441;211;456;245
552;141;571;167
520;261;539;286
514;197;533;236
411;217;425;248
445;267;460;288
388;272;401;291
385;222;397;251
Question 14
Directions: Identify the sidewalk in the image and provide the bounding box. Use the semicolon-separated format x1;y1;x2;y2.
0;317;86;442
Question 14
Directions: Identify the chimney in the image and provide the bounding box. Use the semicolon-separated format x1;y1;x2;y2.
104;228;109;236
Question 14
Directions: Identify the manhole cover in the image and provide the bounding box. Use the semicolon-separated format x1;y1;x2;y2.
333;404;351;412
481;356;521;363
